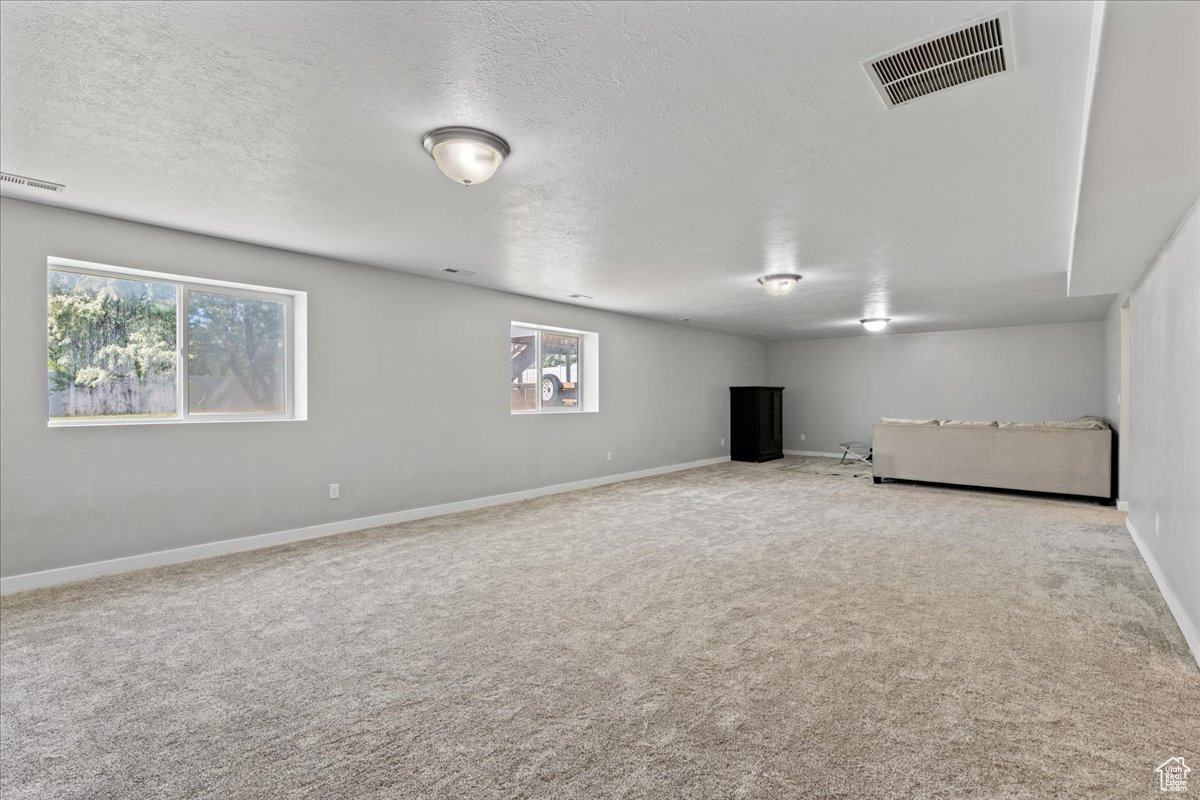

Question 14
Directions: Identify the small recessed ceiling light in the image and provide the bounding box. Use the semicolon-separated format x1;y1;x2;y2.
757;274;802;296
860;318;891;332
422;126;510;186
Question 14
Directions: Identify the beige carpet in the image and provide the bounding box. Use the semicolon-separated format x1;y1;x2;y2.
2;459;1197;799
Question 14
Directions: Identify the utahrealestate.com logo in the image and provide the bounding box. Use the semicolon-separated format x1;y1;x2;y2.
1157;757;1191;793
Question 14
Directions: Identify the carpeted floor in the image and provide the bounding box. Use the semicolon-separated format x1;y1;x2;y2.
1;458;1197;799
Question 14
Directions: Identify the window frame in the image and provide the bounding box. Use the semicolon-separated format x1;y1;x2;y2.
510;321;597;415
47;257;303;427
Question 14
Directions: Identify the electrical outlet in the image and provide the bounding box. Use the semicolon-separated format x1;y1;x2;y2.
720;437;725;446
329;483;340;500
606;451;612;462
800;434;806;442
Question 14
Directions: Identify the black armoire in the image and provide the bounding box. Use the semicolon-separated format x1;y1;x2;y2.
729;386;784;462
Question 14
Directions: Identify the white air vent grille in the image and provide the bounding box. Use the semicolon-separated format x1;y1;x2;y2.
865;12;1013;108
0;171;65;192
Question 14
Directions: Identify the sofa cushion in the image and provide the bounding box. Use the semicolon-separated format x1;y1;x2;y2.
879;417;940;425
998;421;1066;428
939;419;998;427
998;419;1109;429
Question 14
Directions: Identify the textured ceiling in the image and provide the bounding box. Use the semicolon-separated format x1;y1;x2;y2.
1068;0;1200;297
0;0;1116;339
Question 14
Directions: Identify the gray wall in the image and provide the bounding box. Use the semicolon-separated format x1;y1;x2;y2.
766;322;1106;455
1103;296;1123;430
0;198;766;577
1123;197;1199;648
1102;292;1131;498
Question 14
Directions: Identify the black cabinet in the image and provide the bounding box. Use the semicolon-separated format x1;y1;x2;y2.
730;386;784;462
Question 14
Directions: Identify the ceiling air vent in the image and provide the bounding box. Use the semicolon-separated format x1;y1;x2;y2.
865;11;1014;108
0;171;66;192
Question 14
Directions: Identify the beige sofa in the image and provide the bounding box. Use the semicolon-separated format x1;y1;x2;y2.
871;418;1113;500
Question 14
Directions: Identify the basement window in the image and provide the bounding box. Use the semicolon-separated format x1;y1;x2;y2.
510;322;599;413
47;257;307;425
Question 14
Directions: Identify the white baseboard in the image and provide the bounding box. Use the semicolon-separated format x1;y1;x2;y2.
1117;500;1129;512
1125;517;1200;670
0;455;729;595
783;449;846;459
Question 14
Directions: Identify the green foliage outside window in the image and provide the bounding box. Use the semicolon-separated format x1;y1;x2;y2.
47;271;177;417
48;270;288;418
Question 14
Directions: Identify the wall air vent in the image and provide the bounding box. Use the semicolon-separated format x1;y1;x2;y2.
0;171;66;192
865;11;1014;108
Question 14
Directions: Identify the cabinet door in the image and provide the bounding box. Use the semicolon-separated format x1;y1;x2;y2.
772;389;782;439
757;391;772;440
755;389;782;458
758;391;782;437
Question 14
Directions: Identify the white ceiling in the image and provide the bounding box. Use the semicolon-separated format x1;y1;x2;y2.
0;1;1121;339
1068;0;1200;297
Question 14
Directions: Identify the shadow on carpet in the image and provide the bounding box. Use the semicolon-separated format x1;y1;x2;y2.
774;454;873;479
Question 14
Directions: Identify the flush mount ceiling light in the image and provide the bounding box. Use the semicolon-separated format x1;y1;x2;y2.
757;274;802;296
422;126;510;186
860;318;891;332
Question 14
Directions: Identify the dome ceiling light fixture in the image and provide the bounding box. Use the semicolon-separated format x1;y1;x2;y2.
422;126;510;186
757;273;802;296
860;318;891;332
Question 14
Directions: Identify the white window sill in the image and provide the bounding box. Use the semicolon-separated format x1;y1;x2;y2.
510;409;599;416
48;416;306;428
